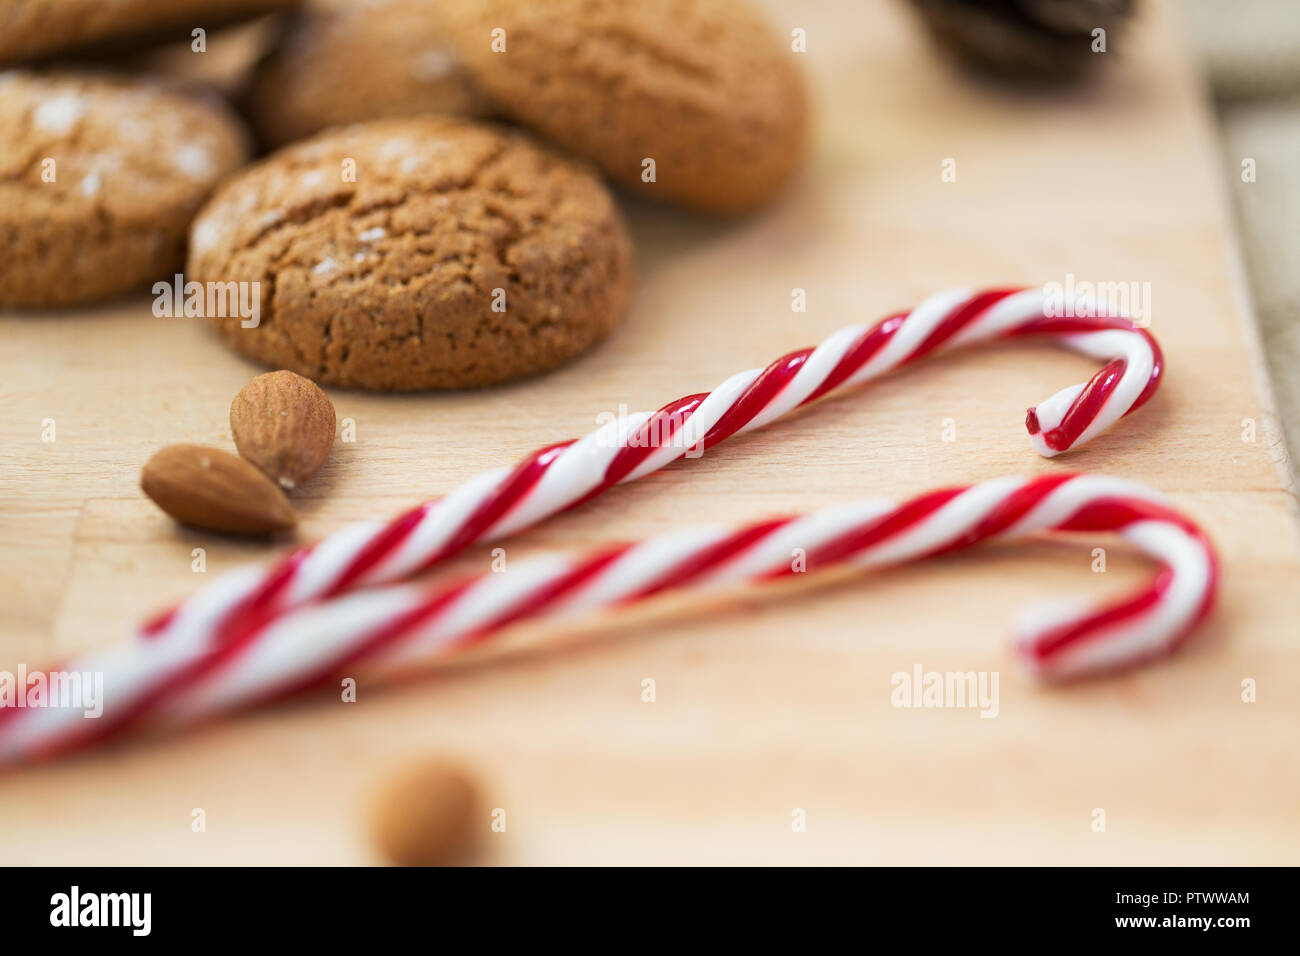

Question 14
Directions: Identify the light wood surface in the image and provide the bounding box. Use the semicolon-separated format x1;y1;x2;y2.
1;0;1298;865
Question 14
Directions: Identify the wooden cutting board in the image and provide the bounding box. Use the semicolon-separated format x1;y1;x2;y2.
2;0;1297;865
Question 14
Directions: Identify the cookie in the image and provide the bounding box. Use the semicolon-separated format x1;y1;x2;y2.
0;72;251;309
0;0;297;66
247;0;492;149
438;0;809;215
105;17;284;103
186;117;634;390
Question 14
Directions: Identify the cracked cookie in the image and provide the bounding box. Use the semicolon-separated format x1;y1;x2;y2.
0;71;251;308
0;0;297;66
439;0;809;215
186;117;634;390
247;0;492;149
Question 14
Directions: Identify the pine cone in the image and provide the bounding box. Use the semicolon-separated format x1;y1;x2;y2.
906;0;1137;81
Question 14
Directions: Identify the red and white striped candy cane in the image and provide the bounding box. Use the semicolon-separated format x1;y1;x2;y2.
0;473;1215;762
0;286;1163;755
164;285;1162;629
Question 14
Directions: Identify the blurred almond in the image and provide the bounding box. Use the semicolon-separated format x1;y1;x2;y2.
231;370;336;490
141;444;296;534
370;760;480;866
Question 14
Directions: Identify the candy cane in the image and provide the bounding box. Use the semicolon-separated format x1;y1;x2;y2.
0;473;1215;762
169;285;1162;626
0;286;1163;755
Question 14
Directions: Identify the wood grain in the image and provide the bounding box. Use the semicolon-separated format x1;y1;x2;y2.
0;0;1297;864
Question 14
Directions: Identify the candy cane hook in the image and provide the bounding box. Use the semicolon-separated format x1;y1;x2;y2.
0;473;1215;763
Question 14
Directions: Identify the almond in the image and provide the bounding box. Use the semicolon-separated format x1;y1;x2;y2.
141;444;297;535
230;370;336;490
370;760;480;866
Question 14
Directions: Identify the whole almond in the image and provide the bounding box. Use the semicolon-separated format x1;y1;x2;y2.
141;444;297;534
230;370;336;490
370;760;480;867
